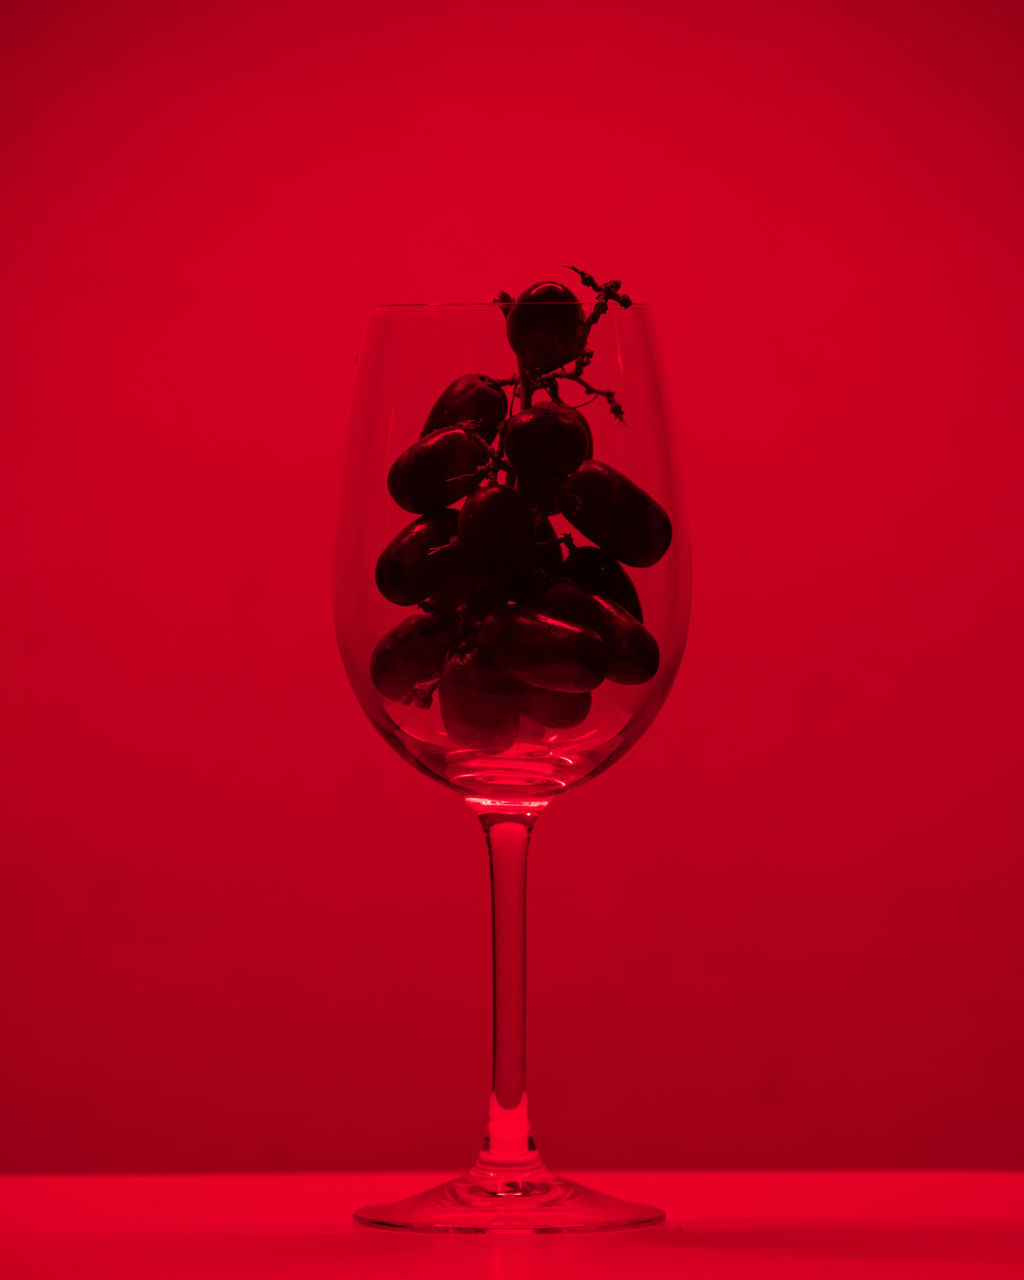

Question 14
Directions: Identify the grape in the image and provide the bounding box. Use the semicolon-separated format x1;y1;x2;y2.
478;606;607;693
421;374;507;444
516;713;550;744
514;470;562;515
542;582;659;684
560;461;672;567
370;616;449;703
563;545;643;620
512;418;592;514
533;510;564;574
419;578;470;624
387;426;490;514
504;402;592;476
458;479;536;580
438;654;522;752
375;509;461;605
506;282;586;372
521;687;591;729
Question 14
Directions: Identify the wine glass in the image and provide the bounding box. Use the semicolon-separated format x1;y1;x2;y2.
333;283;691;1231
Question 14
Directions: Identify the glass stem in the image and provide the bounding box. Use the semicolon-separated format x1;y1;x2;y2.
473;814;542;1174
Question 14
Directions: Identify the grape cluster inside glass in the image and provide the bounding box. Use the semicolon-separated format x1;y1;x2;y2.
349;279;685;812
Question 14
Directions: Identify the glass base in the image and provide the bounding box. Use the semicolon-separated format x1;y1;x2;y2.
353;1162;665;1233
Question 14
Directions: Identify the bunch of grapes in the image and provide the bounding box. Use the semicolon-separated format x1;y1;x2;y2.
369;269;672;753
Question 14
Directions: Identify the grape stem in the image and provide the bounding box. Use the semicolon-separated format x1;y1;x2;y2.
404;675;441;708
557;267;631;420
447;464;493;485
558;372;626;422
517;358;534;410
564;265;633;355
542;378;565;404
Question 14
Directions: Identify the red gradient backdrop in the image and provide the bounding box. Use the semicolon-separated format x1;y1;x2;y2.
2;0;1022;1172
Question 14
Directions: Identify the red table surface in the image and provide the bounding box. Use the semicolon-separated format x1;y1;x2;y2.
2;1172;1022;1278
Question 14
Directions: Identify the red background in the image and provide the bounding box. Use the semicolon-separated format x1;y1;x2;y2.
2;0;1022;1173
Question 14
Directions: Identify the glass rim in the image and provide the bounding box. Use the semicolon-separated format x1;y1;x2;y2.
368;300;651;312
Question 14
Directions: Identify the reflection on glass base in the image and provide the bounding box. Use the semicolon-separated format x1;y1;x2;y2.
353;1163;665;1233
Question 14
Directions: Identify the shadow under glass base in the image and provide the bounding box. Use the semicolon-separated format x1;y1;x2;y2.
353;1161;665;1233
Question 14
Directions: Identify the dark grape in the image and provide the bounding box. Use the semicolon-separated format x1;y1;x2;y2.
542;582;659;684
477;606;607;693
521;687;591;728
421;374;507;444
560;461;672;567
438;654;522;752
370;615;449;704
375;509;461;605
458;479;536;580
516;713;549;744
533;510;564;574
563;545;643;620
514;470;562;515
387;426;490;514
506;282;586;372
504;402;592;477
419;577;470;624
